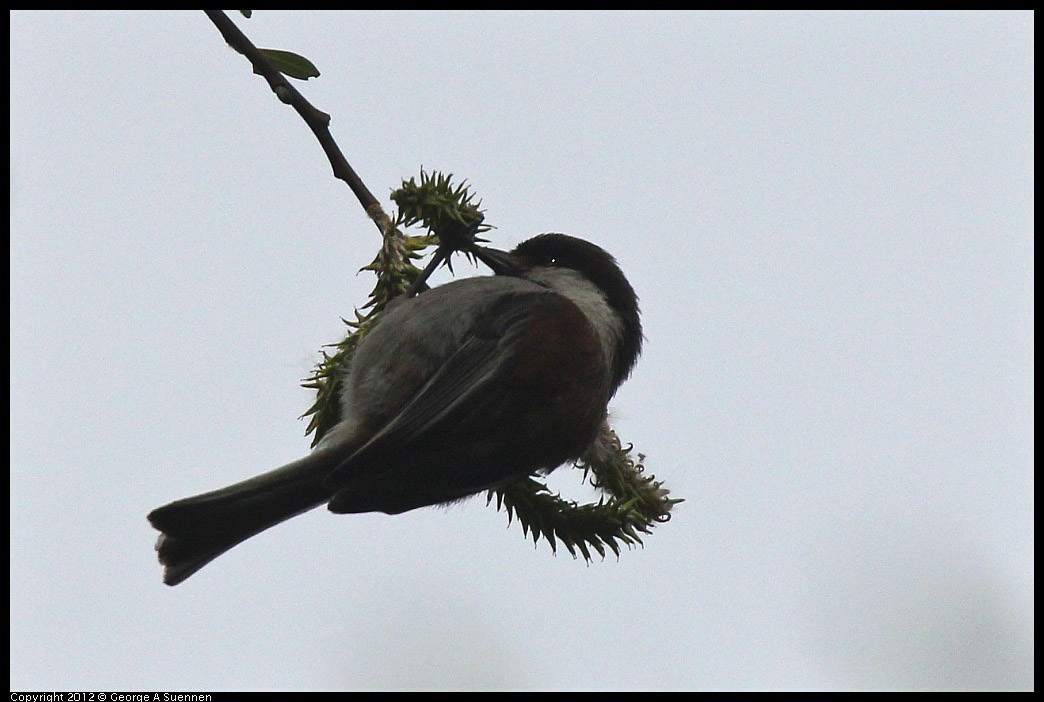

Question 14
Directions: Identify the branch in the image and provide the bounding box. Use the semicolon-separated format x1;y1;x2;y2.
200;13;681;558
202;10;392;235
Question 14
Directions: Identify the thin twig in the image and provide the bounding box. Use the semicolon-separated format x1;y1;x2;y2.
203;10;391;234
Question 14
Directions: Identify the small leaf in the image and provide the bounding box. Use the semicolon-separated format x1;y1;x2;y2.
239;10;252;18
258;48;320;80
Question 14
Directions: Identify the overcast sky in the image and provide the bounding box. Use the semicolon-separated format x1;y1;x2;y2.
10;10;1033;692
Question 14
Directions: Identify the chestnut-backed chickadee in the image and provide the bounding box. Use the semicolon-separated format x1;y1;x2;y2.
148;233;642;585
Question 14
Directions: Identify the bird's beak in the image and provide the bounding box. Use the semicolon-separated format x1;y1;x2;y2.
473;245;527;277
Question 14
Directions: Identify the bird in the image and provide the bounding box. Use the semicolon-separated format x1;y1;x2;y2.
147;233;642;585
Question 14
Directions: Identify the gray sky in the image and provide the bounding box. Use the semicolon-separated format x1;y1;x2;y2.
10;10;1033;691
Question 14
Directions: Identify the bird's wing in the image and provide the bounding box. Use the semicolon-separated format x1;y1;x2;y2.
325;289;598;514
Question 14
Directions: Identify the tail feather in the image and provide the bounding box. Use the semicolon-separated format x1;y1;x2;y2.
147;450;340;586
